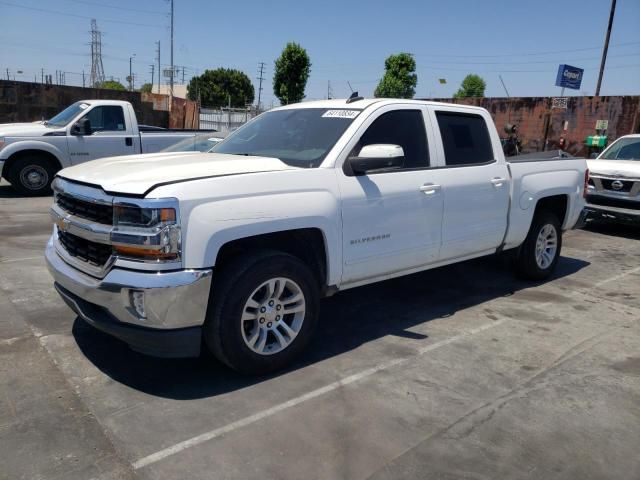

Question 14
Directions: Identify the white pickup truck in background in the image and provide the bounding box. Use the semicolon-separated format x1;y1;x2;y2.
0;100;210;195
46;98;588;374
585;134;640;224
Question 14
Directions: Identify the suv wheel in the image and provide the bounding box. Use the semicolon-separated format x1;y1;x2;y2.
204;251;320;374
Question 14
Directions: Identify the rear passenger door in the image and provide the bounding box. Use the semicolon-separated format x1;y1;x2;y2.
428;108;510;260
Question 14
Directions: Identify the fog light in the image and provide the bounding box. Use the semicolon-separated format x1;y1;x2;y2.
130;290;146;319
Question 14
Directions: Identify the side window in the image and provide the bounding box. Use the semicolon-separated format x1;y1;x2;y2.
436;112;494;166
83;106;126;132
353;110;429;170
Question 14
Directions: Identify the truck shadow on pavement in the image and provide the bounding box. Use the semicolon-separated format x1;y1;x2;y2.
0;184;51;198
72;254;589;400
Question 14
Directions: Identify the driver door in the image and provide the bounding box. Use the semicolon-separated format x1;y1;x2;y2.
66;105;135;164
338;106;444;284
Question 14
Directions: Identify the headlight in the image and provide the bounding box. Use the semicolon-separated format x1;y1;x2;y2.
111;201;181;262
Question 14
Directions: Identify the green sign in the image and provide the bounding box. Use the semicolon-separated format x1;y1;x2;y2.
585;135;608;147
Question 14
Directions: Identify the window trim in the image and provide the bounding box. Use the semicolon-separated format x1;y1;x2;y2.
433;110;495;168
341;108;431;177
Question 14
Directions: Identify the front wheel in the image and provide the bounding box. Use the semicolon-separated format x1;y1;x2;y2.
7;156;58;196
203;251;320;374
514;211;562;280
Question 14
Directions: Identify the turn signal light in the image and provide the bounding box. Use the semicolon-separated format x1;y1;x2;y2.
113;245;178;260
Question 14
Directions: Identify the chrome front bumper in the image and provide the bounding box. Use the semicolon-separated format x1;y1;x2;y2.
46;235;212;331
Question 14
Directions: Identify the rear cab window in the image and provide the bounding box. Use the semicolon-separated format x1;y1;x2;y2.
436;111;494;166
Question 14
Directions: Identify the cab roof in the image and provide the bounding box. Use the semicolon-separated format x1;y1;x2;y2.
274;97;486;113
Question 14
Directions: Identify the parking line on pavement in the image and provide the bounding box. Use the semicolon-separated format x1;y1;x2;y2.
594;265;640;288
132;318;506;470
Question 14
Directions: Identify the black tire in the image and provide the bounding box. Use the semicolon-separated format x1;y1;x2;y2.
514;211;562;280
7;155;58;196
203;251;320;374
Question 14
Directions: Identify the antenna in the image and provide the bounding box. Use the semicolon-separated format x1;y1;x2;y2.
347;81;354;93
346;91;363;104
89;19;105;87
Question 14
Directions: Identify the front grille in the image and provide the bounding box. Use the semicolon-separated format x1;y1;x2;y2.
57;193;113;225
58;230;113;267
587;195;640;211
600;179;634;193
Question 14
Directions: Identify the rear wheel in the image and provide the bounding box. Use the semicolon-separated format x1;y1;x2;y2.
7;155;58;196
203;251;320;374
514;211;562;280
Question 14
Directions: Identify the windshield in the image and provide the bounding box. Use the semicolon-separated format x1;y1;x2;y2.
47;102;90;127
161;133;226;153
599;137;640;161
212;108;360;167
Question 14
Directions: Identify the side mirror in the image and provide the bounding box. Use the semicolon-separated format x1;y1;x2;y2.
589;152;599;159
71;117;92;136
346;144;405;176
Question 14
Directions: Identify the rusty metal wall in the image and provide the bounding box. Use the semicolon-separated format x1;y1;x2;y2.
0;80;169;127
425;96;640;156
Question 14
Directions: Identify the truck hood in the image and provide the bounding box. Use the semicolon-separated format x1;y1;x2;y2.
587;159;640;179
57;152;298;195
0;122;52;137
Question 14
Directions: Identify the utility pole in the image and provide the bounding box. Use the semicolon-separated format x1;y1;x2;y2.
181;67;185;85
41;68;44;83
149;64;155;91
6;68;9;80
129;55;134;91
82;70;85;88
169;0;174;99
155;41;161;94
256;61;265;111
596;0;616;96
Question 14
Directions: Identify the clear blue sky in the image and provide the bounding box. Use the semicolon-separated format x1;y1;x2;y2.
1;0;639;106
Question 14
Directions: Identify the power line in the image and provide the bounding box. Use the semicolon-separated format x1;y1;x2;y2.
0;1;163;28
62;0;166;15
411;41;640;59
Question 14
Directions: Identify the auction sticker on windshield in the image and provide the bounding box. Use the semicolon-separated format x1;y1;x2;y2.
322;110;360;119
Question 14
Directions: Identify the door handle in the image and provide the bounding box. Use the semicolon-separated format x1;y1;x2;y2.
491;177;507;187
125;137;133;146
419;183;441;195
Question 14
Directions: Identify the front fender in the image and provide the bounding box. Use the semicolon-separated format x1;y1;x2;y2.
0;139;66;166
182;190;342;286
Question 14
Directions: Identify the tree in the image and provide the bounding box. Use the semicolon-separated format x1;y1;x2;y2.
140;83;153;93
273;42;311;105
186;68;255;107
374;53;417;99
453;74;486;98
96;80;126;91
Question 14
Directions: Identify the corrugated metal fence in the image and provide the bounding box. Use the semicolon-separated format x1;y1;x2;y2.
199;107;256;133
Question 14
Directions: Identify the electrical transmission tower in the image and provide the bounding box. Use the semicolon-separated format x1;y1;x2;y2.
89;19;105;87
256;62;266;111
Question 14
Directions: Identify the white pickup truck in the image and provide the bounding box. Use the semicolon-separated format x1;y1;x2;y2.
0;100;208;195
585;134;640;224
45;98;588;374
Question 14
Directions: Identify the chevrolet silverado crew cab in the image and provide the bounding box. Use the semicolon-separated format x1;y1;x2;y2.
46;98;588;374
585;134;640;224
0;100;209;195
